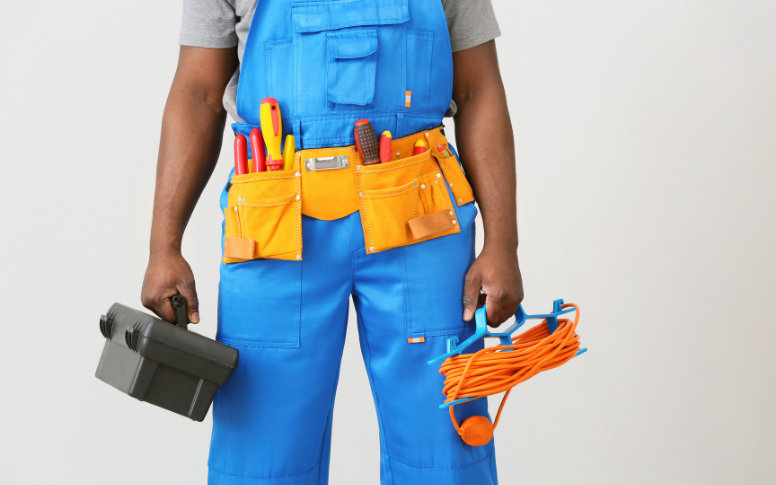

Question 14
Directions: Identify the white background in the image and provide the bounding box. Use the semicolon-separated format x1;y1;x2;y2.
1;1;775;483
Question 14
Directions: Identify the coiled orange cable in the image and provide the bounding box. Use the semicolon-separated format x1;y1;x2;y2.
439;303;581;443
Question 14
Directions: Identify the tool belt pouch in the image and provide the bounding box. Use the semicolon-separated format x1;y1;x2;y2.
357;133;472;253
95;296;239;422
223;159;303;262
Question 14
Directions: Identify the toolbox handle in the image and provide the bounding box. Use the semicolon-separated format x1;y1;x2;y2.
171;295;189;329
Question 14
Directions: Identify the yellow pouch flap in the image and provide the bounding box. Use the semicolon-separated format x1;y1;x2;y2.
408;209;456;240
224;237;256;260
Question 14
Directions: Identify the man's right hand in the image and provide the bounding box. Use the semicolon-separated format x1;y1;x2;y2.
141;251;200;324
140;46;237;325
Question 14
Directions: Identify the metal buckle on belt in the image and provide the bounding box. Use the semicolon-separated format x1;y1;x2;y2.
304;155;349;172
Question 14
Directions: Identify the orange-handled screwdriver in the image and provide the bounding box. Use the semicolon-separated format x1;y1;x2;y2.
260;98;284;171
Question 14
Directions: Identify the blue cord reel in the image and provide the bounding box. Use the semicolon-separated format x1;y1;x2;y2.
427;299;588;409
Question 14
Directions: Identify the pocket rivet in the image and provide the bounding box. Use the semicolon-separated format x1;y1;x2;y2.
295;172;300;177
369;246;374;252
421;184;426;189
296;255;301;260
458;199;463;204
450;183;454;187
436;173;442;178
453;220;457;225
425;132;430;137
357;165;361;171
360;192;364;197
296;195;300;200
233;206;238;211
449;211;453;216
396;152;400;157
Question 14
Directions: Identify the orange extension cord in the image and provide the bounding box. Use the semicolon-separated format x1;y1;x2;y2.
439;303;581;445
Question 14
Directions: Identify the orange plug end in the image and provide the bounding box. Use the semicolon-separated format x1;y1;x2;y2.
459;416;494;447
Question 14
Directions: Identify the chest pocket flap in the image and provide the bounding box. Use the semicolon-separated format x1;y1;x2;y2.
327;30;378;106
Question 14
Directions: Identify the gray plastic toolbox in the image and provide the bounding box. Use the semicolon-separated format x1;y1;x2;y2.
95;296;239;421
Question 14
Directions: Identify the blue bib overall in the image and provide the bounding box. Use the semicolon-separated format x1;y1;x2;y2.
211;1;498;483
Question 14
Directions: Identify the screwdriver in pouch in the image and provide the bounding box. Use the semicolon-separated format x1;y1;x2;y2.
379;131;392;164
234;133;249;175
354;119;380;165
260;97;284;171
249;128;267;172
413;139;428;155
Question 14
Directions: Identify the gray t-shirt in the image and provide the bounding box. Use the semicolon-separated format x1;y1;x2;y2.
180;0;501;122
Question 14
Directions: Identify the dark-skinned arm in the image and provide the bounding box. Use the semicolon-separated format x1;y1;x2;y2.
140;46;238;324
453;40;525;326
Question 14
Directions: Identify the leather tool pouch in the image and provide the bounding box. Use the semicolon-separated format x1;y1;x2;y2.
223;157;303;262
222;126;473;262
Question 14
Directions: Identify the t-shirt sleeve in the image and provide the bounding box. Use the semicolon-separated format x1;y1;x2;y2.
441;0;502;52
179;0;238;48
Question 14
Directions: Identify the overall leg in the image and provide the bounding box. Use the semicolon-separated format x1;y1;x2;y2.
352;203;499;485
209;215;353;485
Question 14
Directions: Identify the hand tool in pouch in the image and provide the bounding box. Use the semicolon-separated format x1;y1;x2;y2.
234;133;249;175
436;143;453;158
250;128;267;172
95;295;239;421
354;119;380;165
413;139;428;155
428;299;586;446
379;131;392;164
282;134;295;171
260;97;284;171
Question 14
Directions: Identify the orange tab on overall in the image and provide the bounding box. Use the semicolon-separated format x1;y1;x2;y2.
408;337;425;343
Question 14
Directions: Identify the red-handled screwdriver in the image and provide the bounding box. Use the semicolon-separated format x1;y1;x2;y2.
249;128;267;172
234;133;249;175
413;139;428;156
354;119;380;165
379;131;392;164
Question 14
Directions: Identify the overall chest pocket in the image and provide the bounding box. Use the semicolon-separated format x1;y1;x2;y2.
292;0;410;110
327;30;378;106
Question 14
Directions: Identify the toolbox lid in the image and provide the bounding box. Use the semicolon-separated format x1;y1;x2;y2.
105;303;239;385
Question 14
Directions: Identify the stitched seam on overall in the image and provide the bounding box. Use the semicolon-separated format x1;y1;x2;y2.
388;450;495;471
356;310;396;484
209;459;321;481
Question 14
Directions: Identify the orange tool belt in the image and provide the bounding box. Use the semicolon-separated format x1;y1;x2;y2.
223;126;475;262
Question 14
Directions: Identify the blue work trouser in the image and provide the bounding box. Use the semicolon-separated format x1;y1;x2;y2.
208;200;498;485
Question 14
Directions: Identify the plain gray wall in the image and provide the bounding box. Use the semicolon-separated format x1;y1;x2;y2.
1;1;774;483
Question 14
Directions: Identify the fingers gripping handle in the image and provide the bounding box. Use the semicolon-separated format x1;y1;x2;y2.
171;295;189;329
427;299;577;365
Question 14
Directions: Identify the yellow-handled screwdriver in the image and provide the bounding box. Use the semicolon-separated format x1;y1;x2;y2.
282;134;295;171
260;97;284;171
